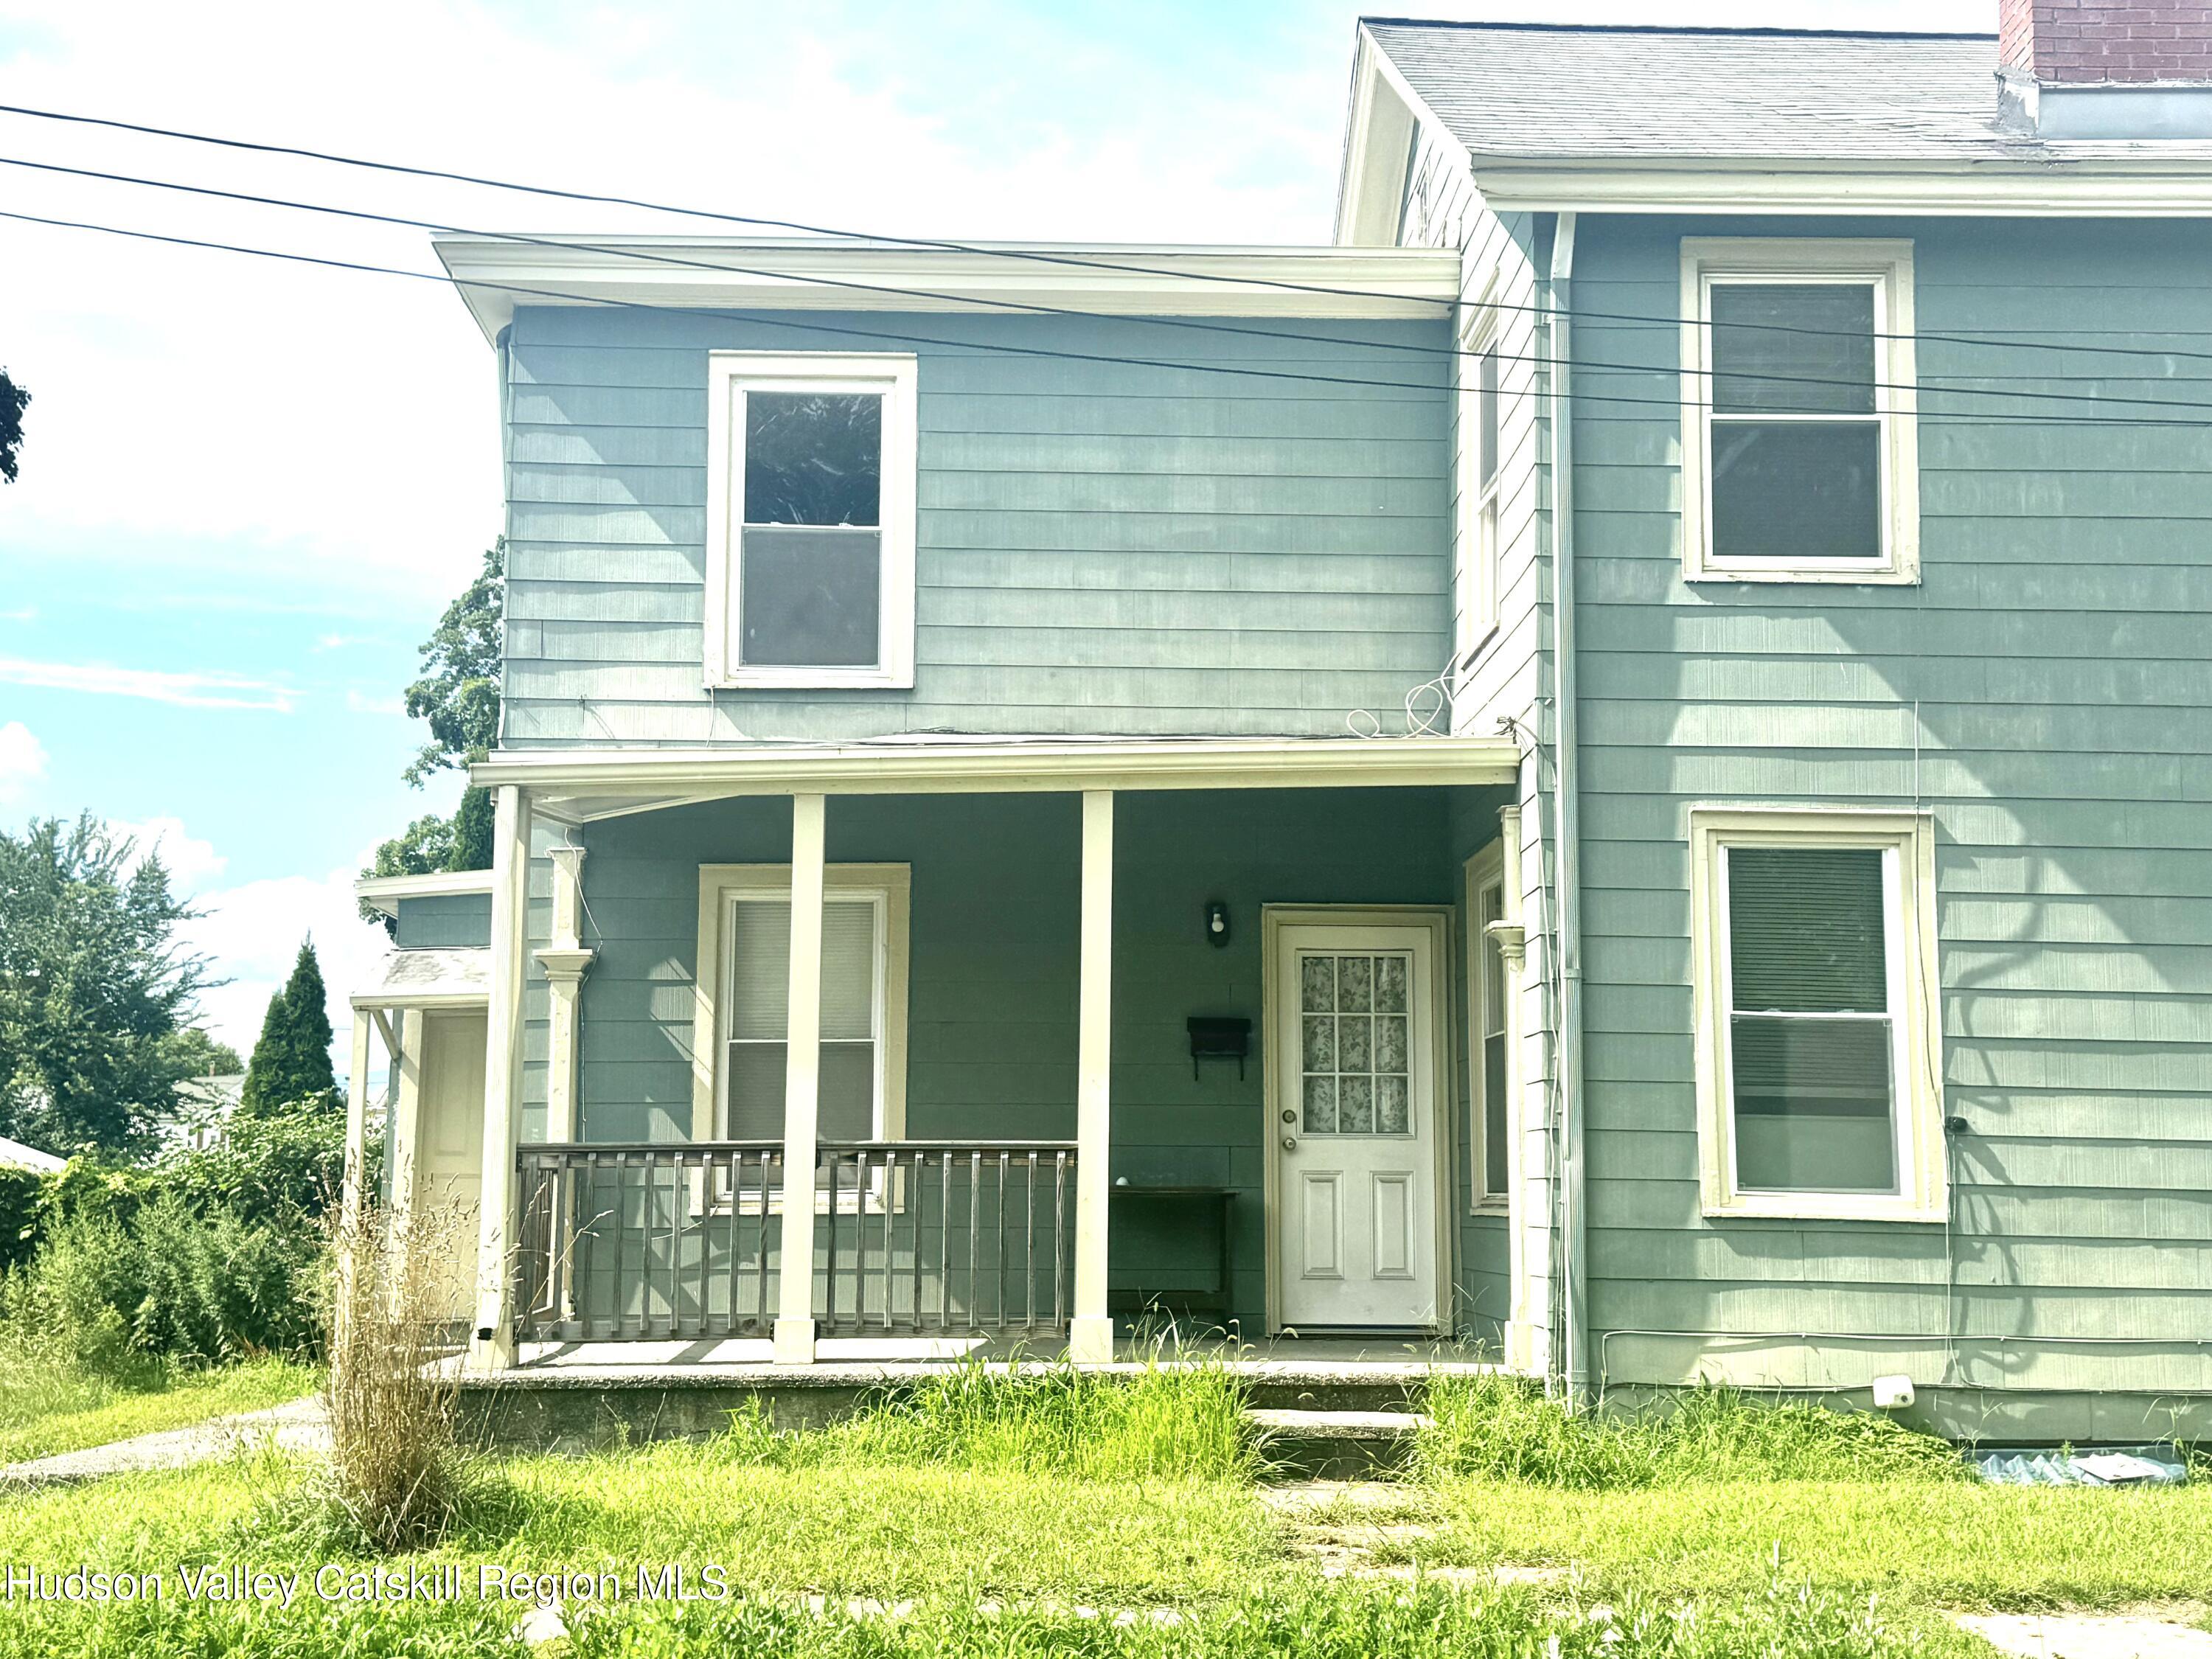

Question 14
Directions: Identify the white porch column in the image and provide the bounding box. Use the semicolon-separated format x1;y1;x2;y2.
1068;789;1115;1364
773;793;827;1366
467;784;530;1373
537;844;594;1144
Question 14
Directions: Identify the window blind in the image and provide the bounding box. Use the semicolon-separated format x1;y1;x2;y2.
726;896;878;1142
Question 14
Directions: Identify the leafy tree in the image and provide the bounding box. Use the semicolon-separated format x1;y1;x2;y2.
360;542;504;931
0;815;210;1155
239;939;336;1117
160;1026;243;1079
403;540;503;787
0;369;27;484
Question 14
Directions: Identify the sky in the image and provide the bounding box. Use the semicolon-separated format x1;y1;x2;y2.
0;0;1992;1077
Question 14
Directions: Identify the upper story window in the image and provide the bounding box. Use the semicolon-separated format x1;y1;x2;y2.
1678;240;1919;585
706;352;918;689
1689;809;1945;1222
1454;316;1503;665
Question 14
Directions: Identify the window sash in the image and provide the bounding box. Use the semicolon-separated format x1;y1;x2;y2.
1678;245;1917;583
719;888;890;1142
1455;327;1504;664
706;352;917;689
1714;838;1914;1203
1475;874;1509;1203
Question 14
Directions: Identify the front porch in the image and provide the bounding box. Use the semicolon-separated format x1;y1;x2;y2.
348;737;1537;1380
459;1330;1503;1463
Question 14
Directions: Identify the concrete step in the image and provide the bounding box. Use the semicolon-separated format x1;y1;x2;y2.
1246;1407;1430;1481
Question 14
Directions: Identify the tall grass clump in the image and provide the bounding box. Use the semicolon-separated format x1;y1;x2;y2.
307;1199;476;1550
720;1354;1258;1484
1413;1374;1964;1489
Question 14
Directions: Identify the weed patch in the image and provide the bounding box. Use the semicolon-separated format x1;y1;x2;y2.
1413;1375;1964;1489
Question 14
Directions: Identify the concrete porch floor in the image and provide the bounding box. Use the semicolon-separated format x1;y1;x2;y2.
496;1330;1501;1385
457;1332;1501;1450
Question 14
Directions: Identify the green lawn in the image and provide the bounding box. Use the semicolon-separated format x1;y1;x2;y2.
0;1356;319;1464
0;1370;2197;1657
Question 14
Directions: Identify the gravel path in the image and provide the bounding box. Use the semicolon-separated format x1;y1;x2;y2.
0;1397;328;1489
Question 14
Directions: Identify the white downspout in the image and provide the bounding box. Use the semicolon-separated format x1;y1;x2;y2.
1547;212;1590;1405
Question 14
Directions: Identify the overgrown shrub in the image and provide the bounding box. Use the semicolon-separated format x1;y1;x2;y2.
4;1194;320;1371
158;1101;347;1226
1413;1374;1965;1489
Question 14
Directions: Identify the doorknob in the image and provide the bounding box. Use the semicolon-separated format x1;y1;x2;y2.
1281;1135;1298;1152
1280;1109;1295;1124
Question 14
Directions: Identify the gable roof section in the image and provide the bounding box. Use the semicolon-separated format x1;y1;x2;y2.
1346;18;2212;220
1368;21;2019;163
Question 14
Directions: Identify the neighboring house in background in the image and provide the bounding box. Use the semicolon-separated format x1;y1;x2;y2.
348;0;2212;1439
0;1136;66;1175
173;1074;245;1152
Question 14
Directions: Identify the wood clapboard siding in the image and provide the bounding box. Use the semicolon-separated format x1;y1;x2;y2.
1397;116;1559;1368
1571;215;2212;1397
515;786;1500;1330
393;893;492;950
501;307;1452;742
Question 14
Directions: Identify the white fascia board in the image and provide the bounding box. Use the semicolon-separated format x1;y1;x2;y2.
354;868;498;917
1472;158;2212;217
435;237;1461;343
472;736;1519;814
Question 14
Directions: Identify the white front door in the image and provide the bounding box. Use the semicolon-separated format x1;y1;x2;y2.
410;1010;488;1321
1271;918;1444;1331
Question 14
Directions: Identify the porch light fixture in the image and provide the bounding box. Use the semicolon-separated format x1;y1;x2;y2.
1205;900;1231;947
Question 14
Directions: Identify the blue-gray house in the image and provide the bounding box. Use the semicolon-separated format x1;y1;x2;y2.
350;4;2212;1440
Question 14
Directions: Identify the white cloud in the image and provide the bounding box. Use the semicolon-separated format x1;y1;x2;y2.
105;813;227;891
345;688;406;714
181;859;389;1065
0;655;296;711
0;721;47;804
0;608;35;622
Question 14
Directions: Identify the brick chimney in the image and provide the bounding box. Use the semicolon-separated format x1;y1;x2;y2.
1997;0;2212;134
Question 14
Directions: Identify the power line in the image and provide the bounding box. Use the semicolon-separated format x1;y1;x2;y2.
10;203;2212;430
8;98;2212;369
15;154;2212;419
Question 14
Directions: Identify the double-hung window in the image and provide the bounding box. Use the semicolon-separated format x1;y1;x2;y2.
1679;240;1918;583
1455;321;1503;664
706;352;918;688
1690;810;1944;1222
689;864;911;1147
1467;843;1510;1210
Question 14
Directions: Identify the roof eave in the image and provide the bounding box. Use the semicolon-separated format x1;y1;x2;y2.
1468;153;2212;215
434;237;1464;344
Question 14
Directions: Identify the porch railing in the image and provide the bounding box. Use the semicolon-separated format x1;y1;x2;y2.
514;1141;1076;1343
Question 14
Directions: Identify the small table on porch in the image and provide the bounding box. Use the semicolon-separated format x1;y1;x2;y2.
1107;1183;1236;1324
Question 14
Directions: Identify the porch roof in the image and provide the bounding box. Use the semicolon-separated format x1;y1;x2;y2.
352;945;491;1009
473;734;1522;824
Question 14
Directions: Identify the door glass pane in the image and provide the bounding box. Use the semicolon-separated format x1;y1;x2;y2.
739;526;881;667
1711;421;1880;561
742;392;882;526
1295;951;1413;1139
1711;284;1875;415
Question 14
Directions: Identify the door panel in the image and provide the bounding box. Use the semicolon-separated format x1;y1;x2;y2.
1273;921;1442;1330
410;1011;487;1321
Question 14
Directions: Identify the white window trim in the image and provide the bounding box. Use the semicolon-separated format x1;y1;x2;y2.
688;863;911;1147
1678;238;1919;586
1464;840;1510;1214
703;352;919;690
1453;296;1504;668
1688;807;1946;1223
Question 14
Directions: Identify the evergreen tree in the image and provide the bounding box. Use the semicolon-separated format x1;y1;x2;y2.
0;815;209;1154
240;939;337;1116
